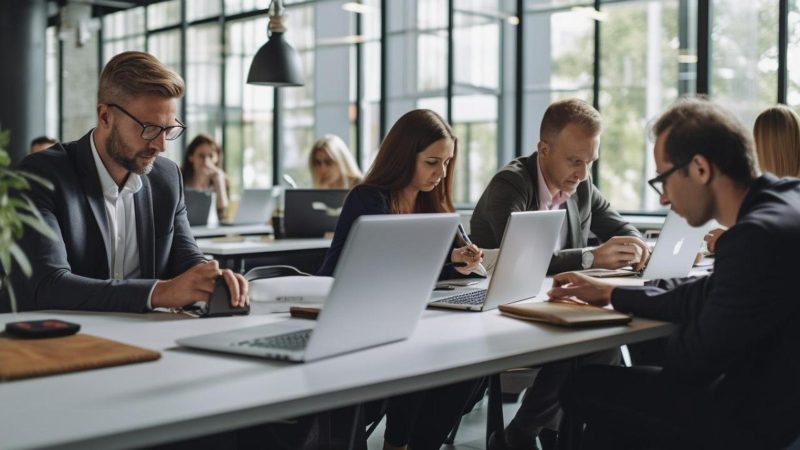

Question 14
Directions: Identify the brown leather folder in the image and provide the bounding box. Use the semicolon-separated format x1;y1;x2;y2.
498;301;632;327
0;333;160;381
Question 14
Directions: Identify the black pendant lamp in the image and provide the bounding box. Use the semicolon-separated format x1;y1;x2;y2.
247;0;305;86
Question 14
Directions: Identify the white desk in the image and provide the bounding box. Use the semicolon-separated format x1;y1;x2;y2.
0;283;675;450
196;237;332;272
190;224;273;239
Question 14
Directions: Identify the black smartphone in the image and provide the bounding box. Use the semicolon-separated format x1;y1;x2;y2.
5;319;81;338
202;276;250;318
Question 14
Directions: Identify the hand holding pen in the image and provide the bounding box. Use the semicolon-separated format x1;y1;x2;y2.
451;224;484;271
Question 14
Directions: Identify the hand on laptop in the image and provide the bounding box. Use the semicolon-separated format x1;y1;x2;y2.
591;236;650;272
451;244;484;275
704;227;726;254
548;272;615;307
152;260;249;309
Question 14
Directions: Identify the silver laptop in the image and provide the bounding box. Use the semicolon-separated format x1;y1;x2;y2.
428;210;566;312
177;213;460;362
224;188;277;225
582;209;710;280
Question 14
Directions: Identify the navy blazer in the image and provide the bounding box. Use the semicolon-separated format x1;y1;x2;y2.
611;174;800;448
317;185;463;279
5;131;205;313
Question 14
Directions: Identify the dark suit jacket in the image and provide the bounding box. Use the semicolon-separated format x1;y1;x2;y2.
612;174;800;448
317;185;464;280
5;131;205;313
470;153;640;273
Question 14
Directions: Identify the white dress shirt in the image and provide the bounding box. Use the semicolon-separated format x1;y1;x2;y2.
90;132;157;308
536;154;570;251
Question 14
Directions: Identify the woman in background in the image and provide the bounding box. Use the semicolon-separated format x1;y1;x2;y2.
182;134;230;220
705;104;800;252
318;109;483;450
309;134;363;189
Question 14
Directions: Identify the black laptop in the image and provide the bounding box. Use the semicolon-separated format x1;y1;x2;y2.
283;189;348;238
184;189;214;226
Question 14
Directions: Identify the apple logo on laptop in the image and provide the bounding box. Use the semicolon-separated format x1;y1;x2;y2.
672;238;685;256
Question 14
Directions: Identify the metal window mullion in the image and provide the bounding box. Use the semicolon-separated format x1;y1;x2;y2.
697;0;710;95
514;0;523;158
779;0;788;104
591;0;600;184
379;0;387;140
447;0;454;125
355;5;363;164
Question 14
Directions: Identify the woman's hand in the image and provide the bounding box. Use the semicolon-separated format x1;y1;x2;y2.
451;244;484;275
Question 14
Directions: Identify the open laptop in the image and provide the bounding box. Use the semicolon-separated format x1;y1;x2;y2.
184;189;214;226
283;189;349;237
224;188;277;225
177;213;459;362
429;210;566;312
581;209;711;280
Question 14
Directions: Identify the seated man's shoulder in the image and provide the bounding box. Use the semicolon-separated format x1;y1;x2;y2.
490;157;532;187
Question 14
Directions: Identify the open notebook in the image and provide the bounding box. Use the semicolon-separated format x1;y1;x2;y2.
498;301;632;327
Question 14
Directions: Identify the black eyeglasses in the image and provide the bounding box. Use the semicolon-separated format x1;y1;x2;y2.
647;158;693;196
107;103;186;141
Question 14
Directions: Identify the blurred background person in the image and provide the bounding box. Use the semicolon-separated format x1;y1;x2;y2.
706;104;800;253
308;134;363;189
181;134;230;220
30;136;58;153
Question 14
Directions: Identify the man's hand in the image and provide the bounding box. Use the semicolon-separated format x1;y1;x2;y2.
704;228;726;254
548;271;615;307
151;261;249;309
591;236;650;271
451;244;484;275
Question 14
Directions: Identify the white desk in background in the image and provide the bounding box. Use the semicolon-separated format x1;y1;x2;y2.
0;278;675;450
190;224;273;239
196;237;332;272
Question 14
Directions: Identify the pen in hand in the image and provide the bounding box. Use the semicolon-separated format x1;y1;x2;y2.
453;224;481;266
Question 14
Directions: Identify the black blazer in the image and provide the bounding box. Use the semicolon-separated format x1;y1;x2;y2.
5;131;205;313
612;174;800;448
470;153;640;273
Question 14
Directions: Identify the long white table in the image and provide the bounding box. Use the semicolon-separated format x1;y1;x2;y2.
190;224;273;239
0;281;675;450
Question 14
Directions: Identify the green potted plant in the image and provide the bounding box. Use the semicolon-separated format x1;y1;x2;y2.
0;130;56;312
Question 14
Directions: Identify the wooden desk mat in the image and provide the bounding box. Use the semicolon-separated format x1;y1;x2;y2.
0;333;160;381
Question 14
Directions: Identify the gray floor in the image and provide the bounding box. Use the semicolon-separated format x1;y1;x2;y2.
366;395;524;450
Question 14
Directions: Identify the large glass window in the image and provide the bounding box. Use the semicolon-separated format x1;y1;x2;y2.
599;0;694;212
711;0;778;127
148;30;184;162
187;0;222;22
225;17;274;193
102;7;145;64
186;24;223;141
359;0;383;169
148;0;182;30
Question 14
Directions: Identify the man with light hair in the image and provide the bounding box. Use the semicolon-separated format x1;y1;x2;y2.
472;98;648;450
9;51;248;313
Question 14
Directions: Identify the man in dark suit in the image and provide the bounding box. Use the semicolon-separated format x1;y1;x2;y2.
8;51;247;313
553;98;800;449
476;99;649;450
471;98;649;274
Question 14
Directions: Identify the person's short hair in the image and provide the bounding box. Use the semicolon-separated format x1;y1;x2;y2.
30;136;58;149
98;51;185;104
540;99;602;142
753;104;800;177
652;97;759;187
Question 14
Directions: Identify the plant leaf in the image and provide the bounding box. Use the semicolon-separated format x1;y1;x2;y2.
8;243;32;278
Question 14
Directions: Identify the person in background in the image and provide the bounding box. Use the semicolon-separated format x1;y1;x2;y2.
705;104;800;253
181;134;230;220
30;136;58;153
318;109;483;450
309;134;363;189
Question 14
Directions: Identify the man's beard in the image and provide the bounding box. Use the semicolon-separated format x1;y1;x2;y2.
106;128;157;175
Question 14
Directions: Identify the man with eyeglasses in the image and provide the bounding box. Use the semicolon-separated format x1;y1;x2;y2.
7;51;248;313
553;98;800;449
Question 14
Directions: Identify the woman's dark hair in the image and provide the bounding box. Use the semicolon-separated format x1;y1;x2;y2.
362;109;457;213
181;134;222;184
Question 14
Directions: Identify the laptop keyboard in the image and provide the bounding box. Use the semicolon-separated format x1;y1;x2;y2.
436;289;488;306
233;329;312;352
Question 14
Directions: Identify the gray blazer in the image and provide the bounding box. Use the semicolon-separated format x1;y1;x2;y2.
6;131;206;313
470;153;640;274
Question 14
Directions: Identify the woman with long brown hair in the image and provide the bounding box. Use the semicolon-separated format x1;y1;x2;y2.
318;109;483;450
181;134;229;219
